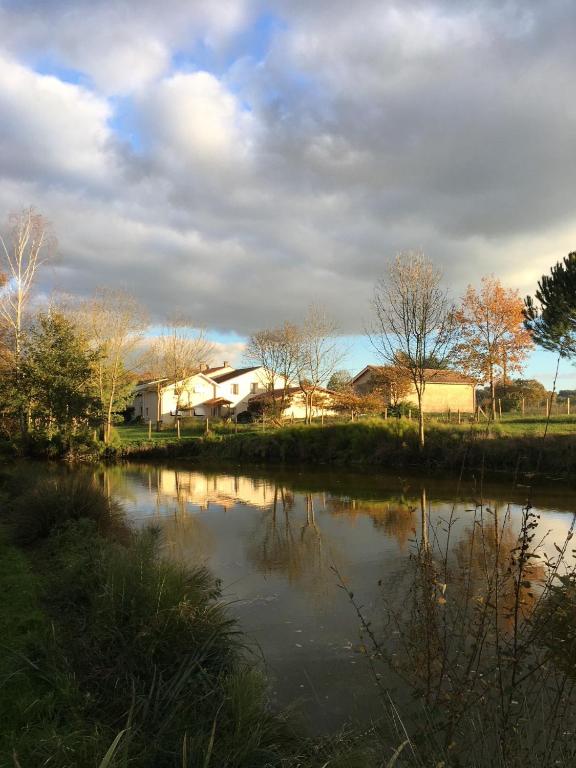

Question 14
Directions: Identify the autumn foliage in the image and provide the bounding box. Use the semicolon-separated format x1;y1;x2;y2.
454;276;533;418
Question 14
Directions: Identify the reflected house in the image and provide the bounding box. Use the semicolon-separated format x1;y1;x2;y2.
327;496;416;549
153;468;278;510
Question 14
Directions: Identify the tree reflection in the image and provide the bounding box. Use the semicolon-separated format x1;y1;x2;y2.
327;495;416;549
247;486;341;603
379;497;568;763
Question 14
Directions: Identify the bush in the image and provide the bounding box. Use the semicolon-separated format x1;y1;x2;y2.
40;521;297;767
8;473;125;545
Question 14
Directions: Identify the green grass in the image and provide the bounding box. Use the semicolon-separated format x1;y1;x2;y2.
115;423;201;444
0;474;303;767
479;414;576;436
116;420;260;446
118;414;576;448
0;529;47;752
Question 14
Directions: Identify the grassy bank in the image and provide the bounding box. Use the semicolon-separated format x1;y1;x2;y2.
0;473;303;767
3;467;576;766
117;418;576;480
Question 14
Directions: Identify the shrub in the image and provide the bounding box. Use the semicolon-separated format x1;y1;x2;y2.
8;473;124;545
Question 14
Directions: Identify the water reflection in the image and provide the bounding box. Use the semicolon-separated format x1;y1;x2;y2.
100;463;576;733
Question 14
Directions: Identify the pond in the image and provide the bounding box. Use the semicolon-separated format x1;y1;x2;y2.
95;463;576;734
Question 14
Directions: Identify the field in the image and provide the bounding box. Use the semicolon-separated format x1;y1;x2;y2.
116;413;576;446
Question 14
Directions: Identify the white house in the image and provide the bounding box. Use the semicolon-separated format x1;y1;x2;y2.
248;386;338;420
209;367;285;415
131;363;286;424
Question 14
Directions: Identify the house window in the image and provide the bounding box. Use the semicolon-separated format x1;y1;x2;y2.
250;383;258;394
232;383;239;395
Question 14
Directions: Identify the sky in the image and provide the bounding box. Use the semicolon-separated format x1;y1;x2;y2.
0;0;575;386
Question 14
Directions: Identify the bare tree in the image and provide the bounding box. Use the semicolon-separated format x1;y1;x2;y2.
75;288;148;443
245;322;301;417
298;305;345;423
370;251;457;447
0;208;54;436
152;318;215;416
0;208;54;358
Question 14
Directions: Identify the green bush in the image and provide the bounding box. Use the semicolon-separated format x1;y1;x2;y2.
7;473;125;545
41;521;297;767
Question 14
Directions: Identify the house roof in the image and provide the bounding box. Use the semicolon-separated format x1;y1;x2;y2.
203;396;234;406
352;365;476;386
211;366;260;383
134;371;217;393
203;365;230;376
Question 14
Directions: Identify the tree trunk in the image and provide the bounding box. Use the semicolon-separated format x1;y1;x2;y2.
490;368;496;421
417;388;425;448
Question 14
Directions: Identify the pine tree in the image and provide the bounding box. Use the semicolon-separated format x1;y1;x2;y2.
524;252;576;358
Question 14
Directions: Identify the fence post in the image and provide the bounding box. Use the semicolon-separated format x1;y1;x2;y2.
321;412;324;426
498;399;502;420
408;409;412;421
384;407;388;420
521;397;525;416
458;409;461;424
205;417;209;434
262;414;265;433
235;415;238;434
176;418;181;439
568;397;571;416
448;407;451;423
148;420;152;439
546;399;550;418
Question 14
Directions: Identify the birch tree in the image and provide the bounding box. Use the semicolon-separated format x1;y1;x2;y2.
152;318;215;416
76;289;148;443
0;208;53;360
297;305;344;423
0;208;54;436
370;251;457;447
245;323;301;417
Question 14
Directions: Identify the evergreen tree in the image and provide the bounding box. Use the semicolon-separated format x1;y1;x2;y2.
22;311;100;440
524;252;576;358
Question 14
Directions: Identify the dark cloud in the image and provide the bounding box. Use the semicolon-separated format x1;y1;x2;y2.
0;0;575;337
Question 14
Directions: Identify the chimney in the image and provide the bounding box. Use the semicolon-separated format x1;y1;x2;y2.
223;361;229;368
200;362;208;371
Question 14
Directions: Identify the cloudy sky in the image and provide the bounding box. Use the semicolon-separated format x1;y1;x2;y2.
0;0;575;382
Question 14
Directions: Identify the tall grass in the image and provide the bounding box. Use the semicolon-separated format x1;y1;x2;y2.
331;495;576;767
39;521;298;767
118;418;576;480
6;472;125;545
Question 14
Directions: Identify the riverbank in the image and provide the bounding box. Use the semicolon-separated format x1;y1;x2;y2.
3;466;576;767
116;419;576;481
0;473;306;767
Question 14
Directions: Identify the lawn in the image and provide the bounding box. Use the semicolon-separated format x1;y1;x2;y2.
116;414;576;447
467;414;576;437
116;423;201;444
116;420;260;445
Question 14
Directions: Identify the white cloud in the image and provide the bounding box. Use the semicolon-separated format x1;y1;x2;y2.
0;0;575;363
0;53;114;186
135;71;256;168
0;0;255;94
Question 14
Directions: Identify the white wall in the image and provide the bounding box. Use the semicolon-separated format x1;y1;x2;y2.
216;369;286;414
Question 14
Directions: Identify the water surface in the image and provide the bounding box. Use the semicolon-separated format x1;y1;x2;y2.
98;463;576;732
